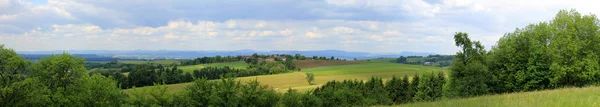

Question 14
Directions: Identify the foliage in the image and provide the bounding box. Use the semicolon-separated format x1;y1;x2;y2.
305;73;315;85
447;32;490;97
181;55;244;66
182;77;280;106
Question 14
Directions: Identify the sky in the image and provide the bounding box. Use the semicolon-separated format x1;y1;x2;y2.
0;0;599;54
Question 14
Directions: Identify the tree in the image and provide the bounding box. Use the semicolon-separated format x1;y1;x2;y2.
128;64;158;87
396;56;407;63
400;75;412;103
364;77;391;105
78;74;125;106
306;73;315;85
409;74;420;102
239;79;279;107
0;45;51;106
433;72;445;100
414;73;433;102
385;76;403;103
447;32;491;97
30;53;89;105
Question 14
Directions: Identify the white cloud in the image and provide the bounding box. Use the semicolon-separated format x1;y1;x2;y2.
331;26;359;34
163;33;180;39
279;29;293;36
305;32;321;38
369;34;384;41
3;0;600;54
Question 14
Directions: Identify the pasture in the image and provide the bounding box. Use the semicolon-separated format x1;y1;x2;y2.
399;86;600;107
293;60;363;68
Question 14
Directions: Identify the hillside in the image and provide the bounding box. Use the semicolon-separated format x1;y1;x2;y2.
399;86;600;107
125;61;447;93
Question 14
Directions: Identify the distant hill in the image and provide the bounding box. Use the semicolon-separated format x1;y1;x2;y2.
17;50;440;60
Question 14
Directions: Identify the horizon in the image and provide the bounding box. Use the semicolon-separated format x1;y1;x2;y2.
2;0;600;55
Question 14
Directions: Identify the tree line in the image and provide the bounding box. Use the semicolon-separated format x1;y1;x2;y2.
180;55;245;66
396;55;454;67
123;72;447;106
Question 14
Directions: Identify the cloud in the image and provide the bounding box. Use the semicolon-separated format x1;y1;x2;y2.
369;35;384;41
2;0;600;54
305;32;321;38
163;33;180;39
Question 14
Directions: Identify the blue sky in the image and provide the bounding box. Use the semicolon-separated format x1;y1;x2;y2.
0;0;598;54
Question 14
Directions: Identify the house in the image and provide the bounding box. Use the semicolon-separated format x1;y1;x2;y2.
423;62;432;66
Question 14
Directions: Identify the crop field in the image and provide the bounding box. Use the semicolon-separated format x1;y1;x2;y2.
119;60;182;65
125;61;447;93
293;60;363;68
398;86;600;107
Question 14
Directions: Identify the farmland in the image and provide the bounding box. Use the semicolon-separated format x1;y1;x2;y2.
125;60;447;93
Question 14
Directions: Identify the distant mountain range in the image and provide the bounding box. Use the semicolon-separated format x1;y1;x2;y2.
17;50;439;60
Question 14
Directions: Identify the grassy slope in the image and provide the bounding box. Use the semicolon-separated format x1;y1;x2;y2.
399;86;600;107
124;61;447;93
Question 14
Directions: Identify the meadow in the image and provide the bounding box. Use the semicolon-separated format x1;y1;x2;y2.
398;86;600;107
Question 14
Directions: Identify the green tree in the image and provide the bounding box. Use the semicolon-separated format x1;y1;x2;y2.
385;76;403;104
306;73;315;85
364;77;392;105
78;74;125;106
400;75;412;103
396;56;407;63
447;32;491;97
239;79;279;107
30;53;89;105
0;45;42;106
409;74;420;102
414;73;433;102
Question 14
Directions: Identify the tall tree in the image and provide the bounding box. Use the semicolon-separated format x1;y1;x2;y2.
447;32;490;97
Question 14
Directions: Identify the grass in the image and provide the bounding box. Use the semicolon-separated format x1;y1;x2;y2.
303;62;446;76
398;86;600;107
366;58;396;62
177;62;248;73
120;60;182;65
124;61;447;93
293;60;363;69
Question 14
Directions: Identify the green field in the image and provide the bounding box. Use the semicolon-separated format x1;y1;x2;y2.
177;62;248;73
398;86;600;107
119;60;182;65
125;61;447;93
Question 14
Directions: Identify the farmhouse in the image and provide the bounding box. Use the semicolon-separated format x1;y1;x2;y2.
423;62;432;66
